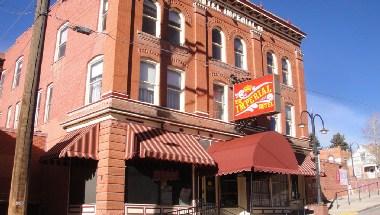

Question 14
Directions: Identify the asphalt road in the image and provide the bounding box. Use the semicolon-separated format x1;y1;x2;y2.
359;205;380;215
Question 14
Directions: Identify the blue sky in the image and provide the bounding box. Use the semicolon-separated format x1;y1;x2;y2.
0;0;378;147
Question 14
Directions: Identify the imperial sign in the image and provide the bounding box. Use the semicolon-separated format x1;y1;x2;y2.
233;75;279;121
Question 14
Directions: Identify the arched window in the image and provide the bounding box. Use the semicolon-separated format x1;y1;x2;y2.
282;58;292;86
212;28;225;61
267;52;277;74
234;37;246;69
142;0;160;37
54;22;69;61
168;10;184;45
86;56;104;104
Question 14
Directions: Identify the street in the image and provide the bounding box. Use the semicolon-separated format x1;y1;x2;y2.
359;205;380;215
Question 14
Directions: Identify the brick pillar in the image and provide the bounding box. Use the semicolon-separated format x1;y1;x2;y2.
294;49;308;137
251;30;263;78
193;3;208;115
96;120;127;215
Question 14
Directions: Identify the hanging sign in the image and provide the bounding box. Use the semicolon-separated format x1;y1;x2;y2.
233;75;280;121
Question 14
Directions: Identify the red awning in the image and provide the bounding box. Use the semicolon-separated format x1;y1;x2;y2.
207;131;299;175
291;153;317;176
42;124;99;160
125;123;215;166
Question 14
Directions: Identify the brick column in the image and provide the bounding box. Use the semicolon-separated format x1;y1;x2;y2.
251;30;263;77
294;49;308;137
96;120;127;215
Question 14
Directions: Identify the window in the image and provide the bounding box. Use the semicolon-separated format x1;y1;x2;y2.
252;173;289;207
98;0;109;31
167;69;184;110
168;10;184;45
214;83;227;121
220;175;238;207
267;52;277;74
5;106;12;128
139;61;159;104
14;102;20;129
35;90;42;126
44;84;53;123
282;58;292;86
142;0;160;37
234;37;246;69
0;72;5;97
86;57;103;104
55;23;69;60
285;105;295;136
291;175;300;200
212;28;225;61
270;113;281;133
12;57;23;89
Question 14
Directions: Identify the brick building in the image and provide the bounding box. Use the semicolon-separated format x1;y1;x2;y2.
0;0;317;214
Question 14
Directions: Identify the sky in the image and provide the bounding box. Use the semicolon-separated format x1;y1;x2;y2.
0;0;379;148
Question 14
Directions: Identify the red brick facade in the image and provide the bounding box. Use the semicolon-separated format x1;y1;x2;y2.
0;0;312;214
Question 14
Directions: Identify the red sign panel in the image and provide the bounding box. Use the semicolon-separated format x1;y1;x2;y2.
233;75;278;121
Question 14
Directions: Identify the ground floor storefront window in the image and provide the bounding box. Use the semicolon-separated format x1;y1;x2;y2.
252;173;289;207
126;160;192;206
69;159;97;205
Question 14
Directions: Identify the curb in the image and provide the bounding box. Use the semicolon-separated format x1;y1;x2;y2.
358;203;380;213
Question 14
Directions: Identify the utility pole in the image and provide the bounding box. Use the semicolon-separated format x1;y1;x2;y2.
8;0;50;214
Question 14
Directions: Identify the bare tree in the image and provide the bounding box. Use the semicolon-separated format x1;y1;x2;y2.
362;113;380;165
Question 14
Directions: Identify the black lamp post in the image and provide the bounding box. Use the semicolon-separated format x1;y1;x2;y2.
298;111;328;204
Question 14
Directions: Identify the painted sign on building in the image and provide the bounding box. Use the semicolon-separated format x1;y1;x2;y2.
233;75;280;121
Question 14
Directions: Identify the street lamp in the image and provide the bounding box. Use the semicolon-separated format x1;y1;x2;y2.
299;110;328;205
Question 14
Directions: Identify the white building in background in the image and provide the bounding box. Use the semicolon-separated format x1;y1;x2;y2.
347;145;379;179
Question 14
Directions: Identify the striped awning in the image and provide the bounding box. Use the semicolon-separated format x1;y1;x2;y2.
293;154;316;176
42;124;99;160
125;123;215;166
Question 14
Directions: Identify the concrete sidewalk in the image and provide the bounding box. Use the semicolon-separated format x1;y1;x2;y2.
329;192;380;215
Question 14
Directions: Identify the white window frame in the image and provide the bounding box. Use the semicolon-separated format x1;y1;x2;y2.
234;37;247;70
0;71;5;97
6;106;12;128
168;9;185;45
142;0;161;38
166;68;185;111
98;0;109;31
44;84;53;123
139;60;160;105
271;113;282;133
267;52;278;75
85;55;104;104
282;58;292;86
14;102;20;129
212;28;226;62
285;105;295;137
213;82;228;121
35;90;42;126
12;57;23;89
54;22;69;61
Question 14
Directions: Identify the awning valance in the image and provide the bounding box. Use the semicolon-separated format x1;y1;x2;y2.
42;124;99;160
125;123;215;166
207;131;299;175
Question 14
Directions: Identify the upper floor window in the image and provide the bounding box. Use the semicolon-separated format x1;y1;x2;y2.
142;0;160;37
14;102;20;129
167;69;184;111
285;105;295;136
270;113;281;133
12;57;23;89
35;90;42;126
0;72;5;97
212;28;225;62
139;61;159;105
214;83;227;121
5;106;12;128
168;10;184;45
267;52;277;74
55;23;69;61
86;56;103;104
98;0;109;31
234;37;246;69
44;84;53;123
282;58;292;86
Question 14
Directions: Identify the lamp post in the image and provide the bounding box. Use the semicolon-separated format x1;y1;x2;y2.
298;111;328;205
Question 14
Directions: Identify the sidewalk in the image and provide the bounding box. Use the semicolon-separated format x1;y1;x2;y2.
329;191;380;215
